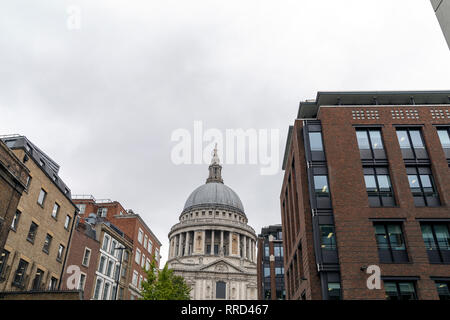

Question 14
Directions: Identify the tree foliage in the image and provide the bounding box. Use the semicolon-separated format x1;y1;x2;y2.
141;259;191;300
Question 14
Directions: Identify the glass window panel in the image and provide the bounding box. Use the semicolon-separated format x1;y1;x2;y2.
364;175;377;192
435;282;450;300
434;224;450;251
369;130;384;149
396;131;410;148
377;175;392;192
374;225;389;249
408;175;421;194
409;130;424;148
419;175;434;194
387;224;405;250
327;283;341;300
320;225;336;250
356;131;370;149
309;132;323;151
314;176;329;195
264;267;270;277
437;130;450;148
398;282;416;300
384;282;398;300
420;224;437;250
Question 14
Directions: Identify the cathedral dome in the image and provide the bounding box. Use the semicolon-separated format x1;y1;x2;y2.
182;182;245;215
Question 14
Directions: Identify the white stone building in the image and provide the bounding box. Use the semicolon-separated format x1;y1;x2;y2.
167;147;258;300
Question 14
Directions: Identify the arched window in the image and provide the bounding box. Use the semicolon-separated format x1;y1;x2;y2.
216;281;226;299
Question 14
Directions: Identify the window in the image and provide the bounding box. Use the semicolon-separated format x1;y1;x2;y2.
437;128;450;148
25;175;32;189
57;244;65;261
32;269;44;290
319;225;336;250
396;128;428;160
135;248;141;264
97;207;107;217
42;234;52;254
138;228;144;244
407;167;440;206
356;129;386;160
264;245;269;257
0;250;10;278
78;273;86;290
374;223;408;263
106;260;113;277
384;281;417;300
46;276;56;290
139;275;143;288
141;254;146;268
27;222;38;243
148;240;153;253
102;234;110;251
264;266;270;278
64;215;71;230
119;287;124;300
37;189;47;206
363;167;395;207
77;204;86;214
435;281;450;300
132;270;138;286
93;278;103;299
327;282;341;300
313;175;329;196
216;281;226;299
420;223;450;264
123;250;129;262
145;258;150;271
98;256;106;273
155;249;159;261
11;210;21;231
114;264;120;281
110;240;117;256
275;267;284;276
82;248;91;266
12;259;28;287
309;132;323;151
274;244;282;257
51;203;60;219
144;235;148;249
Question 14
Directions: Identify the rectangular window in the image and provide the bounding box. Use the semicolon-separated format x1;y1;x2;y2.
145;258;150;271
78;273;86;290
110;240;117;256
363;167;395;207
138;228;144;244
144;235;148;249
141;254;146;268
420;223;450;264
216;281;226;299
327;282;341;300
42;234;52;254
313;175;329;196
132;270;138;286
148;240;153;253
374;223;408;263
319;225;336;250
309;132;323;151
11;210;21;231
264;245;269;257
51;203;60;219
57;244;65;261
102;234;110;251
384;281;417;300
12;259;28;287
356;129;386;160
406;167;440;207
27;222;38;243
82;248;91;266
97;207;107;217
77;204;86;214
0;250;10;278
64;215;71;230
135;248;141;264
49;277;58;290
93;278;103;300
396;128;428;160
437;128;450;149
435;281;450;300
264;266;270;278
37;189;47;206
98;256;106;273
32;268;44;290
106;260;113;277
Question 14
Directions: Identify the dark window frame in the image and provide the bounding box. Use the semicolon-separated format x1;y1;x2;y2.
383;280;418;300
420;222;450;264
356;128;385;159
373;222;409;264
407;166;440;207
363;166;396;207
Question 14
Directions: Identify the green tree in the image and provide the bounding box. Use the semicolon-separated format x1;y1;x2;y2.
141;258;191;300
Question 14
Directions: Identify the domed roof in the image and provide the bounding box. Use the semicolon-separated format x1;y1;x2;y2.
182;182;245;215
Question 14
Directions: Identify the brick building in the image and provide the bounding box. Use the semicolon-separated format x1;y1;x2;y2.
0;135;78;292
281;91;450;300
257;224;285;300
0;139;29;253
72;195;162;299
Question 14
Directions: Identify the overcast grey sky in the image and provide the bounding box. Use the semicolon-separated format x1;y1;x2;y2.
1;0;449;265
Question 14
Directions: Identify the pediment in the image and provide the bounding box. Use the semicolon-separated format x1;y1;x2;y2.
198;258;245;273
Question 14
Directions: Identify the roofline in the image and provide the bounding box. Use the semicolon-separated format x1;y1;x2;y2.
281;126;293;171
113;213;162;247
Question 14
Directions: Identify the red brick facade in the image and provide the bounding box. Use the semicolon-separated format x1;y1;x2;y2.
281;92;450;300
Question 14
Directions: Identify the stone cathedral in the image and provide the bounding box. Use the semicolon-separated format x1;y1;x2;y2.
167;146;257;300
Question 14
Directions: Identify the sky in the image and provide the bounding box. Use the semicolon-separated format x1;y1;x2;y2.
1;0;449;266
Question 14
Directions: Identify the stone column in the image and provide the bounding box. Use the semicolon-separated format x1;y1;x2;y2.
220;231;224;255
243;235;247;259
229;232;233;256
184;232;190;256
178;233;183;257
202;230;206;255
237;233;241;257
211;230;215;255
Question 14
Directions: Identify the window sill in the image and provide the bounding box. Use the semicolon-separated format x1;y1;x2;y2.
42;249;49;255
56;258;62;263
37;202;45;209
51;216;58;221
26;238;35;245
